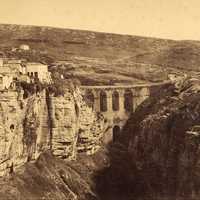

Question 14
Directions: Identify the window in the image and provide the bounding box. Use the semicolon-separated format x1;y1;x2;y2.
100;91;107;112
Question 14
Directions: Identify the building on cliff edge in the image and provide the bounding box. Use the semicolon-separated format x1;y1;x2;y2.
26;62;51;83
0;58;52;86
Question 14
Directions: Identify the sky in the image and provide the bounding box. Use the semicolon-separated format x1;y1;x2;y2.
0;0;200;40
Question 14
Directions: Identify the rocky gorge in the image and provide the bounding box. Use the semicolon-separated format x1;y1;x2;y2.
95;77;200;200
1;23;200;200
1;77;200;200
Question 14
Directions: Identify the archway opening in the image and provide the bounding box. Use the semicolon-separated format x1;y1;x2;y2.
113;125;121;142
84;90;94;109
112;91;119;111
100;91;107;112
10;124;15;132
124;89;133;112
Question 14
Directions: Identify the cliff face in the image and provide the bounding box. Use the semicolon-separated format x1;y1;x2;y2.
94;78;200;200
0;90;50;176
50;87;106;160
126;78;200;198
0;87;106;177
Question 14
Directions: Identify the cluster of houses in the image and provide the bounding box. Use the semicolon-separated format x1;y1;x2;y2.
0;58;51;91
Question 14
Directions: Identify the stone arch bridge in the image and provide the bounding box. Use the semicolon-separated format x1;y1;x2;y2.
80;82;170;143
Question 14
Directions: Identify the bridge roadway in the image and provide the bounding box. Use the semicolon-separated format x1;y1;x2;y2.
80;81;171;143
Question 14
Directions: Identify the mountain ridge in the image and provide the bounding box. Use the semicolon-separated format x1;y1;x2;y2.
0;23;200;84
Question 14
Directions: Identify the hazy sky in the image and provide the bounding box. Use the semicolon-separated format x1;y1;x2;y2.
0;0;200;40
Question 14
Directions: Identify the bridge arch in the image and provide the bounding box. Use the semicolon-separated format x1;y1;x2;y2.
124;89;133;112
84;90;95;109
113;125;121;142
112;90;119;111
100;90;107;112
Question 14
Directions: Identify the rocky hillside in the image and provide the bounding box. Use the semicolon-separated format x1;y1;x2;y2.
1;24;200;84
0;151;107;200
95;77;200;200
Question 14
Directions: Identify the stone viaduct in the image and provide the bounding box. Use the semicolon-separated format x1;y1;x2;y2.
80;82;170;143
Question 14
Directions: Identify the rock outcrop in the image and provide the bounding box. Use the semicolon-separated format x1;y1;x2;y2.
0;90;50;176
126;78;200;199
0;87;106;177
0;151;98;200
95;77;200;200
50;87;106;160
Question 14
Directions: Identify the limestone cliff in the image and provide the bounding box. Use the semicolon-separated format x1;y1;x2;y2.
0;87;106;177
0;90;50;176
50;87;107;160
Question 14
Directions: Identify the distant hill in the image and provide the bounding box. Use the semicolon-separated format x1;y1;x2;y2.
0;24;200;85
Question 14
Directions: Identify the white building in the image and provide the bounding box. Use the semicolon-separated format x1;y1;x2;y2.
19;44;30;51
0;58;51;85
26;62;51;83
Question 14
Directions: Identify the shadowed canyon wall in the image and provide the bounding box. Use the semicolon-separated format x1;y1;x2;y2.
95;78;200;200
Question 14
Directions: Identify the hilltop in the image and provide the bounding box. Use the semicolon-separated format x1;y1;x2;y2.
0;24;200;84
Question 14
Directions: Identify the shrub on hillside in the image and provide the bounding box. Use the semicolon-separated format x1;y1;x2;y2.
19;81;46;98
48;72;81;96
